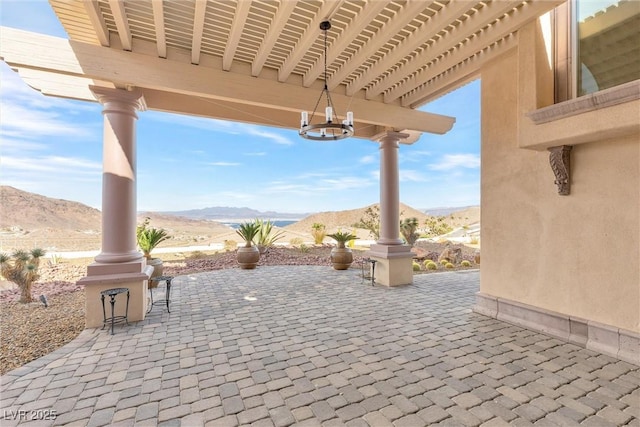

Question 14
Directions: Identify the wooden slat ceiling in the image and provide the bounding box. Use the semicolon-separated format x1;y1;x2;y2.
4;0;563;138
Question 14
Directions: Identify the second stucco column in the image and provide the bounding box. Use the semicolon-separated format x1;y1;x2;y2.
378;132;405;245
92;86;145;263
368;131;414;287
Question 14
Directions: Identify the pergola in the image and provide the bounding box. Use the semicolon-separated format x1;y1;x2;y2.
0;0;562;326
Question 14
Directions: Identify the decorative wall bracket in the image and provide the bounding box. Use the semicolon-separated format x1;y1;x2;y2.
548;145;572;195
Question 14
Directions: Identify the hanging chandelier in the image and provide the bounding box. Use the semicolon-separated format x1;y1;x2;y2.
299;21;354;141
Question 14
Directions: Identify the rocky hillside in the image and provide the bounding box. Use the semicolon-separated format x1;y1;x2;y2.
284;203;478;238
0;186;101;231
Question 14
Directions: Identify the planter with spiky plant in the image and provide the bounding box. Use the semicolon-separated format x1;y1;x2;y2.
327;230;357;270
236;220;261;269
0;248;46;303
136;217;171;283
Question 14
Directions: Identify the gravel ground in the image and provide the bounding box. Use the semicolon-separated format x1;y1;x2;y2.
0;243;477;375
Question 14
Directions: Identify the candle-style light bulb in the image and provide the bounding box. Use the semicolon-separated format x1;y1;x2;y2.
301;111;308;126
325;106;332;123
346;111;353;126
320;128;326;137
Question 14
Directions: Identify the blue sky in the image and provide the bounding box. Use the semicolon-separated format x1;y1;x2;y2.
0;0;480;214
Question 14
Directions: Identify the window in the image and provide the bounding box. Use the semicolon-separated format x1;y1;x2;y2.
555;0;640;101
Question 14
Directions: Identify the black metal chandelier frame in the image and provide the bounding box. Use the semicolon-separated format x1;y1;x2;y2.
299;21;354;141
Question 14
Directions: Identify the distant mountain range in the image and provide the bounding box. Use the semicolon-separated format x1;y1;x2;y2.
0;186;479;251
158;206;308;221
1;185;479;231
422;206;479;217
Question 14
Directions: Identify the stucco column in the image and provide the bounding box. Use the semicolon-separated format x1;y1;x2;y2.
377;132;407;245
368;131;414;287
79;87;152;328
91;86;145;263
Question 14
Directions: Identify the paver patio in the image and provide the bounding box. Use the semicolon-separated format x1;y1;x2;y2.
1;266;638;426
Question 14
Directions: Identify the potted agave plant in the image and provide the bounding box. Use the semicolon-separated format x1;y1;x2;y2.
136;217;171;283
255;219;285;255
236;220;261;269
327;230;357;270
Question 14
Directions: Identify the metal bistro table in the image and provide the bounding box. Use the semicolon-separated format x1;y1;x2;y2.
361;258;377;286
147;275;174;313
101;287;130;335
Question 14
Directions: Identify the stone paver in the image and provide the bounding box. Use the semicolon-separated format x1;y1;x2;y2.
0;267;638;426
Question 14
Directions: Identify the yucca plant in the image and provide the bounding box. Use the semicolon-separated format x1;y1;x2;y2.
136;217;171;259
0;248;46;303
311;222;326;245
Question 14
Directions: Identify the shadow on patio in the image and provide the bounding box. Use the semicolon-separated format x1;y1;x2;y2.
1;267;638;426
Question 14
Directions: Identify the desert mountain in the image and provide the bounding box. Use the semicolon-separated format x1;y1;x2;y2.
0;186;101;231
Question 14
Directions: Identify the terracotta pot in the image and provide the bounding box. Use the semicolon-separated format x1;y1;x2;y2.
147;257;163;288
330;247;353;270
237;246;260;269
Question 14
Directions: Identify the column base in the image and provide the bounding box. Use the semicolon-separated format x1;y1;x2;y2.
78;259;153;328
367;244;414;287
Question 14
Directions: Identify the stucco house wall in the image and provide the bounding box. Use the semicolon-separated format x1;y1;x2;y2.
476;20;639;364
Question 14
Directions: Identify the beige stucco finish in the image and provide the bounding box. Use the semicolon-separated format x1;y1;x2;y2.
480;22;640;333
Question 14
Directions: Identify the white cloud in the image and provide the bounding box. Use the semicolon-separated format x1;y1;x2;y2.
264;174;374;196
359;154;376;164
0;137;48;152
400;170;429;182
0;65;100;141
147;112;293;145
428;154;480;171
244;152;267;156
209;162;241;167
2;155;102;174
246;128;293;146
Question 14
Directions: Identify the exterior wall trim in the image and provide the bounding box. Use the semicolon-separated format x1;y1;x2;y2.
526;79;640;124
474;292;640;366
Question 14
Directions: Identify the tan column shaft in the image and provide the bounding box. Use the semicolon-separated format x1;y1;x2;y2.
377;132;408;245
91;87;145;263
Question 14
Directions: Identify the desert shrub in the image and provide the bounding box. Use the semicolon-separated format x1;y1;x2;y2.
353;205;380;240
289;237;304;247
423;215;453;237
445;262;454;269
311;223;326;245
412;261;421;271
188;251;207;259
298;244;310;253
469;236;479;245
224;240;238;251
440;259;448;266
461;260;471;267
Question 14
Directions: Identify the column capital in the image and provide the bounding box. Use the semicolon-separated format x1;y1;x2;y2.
373;130;423;145
373;131;410;144
90;86;147;112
